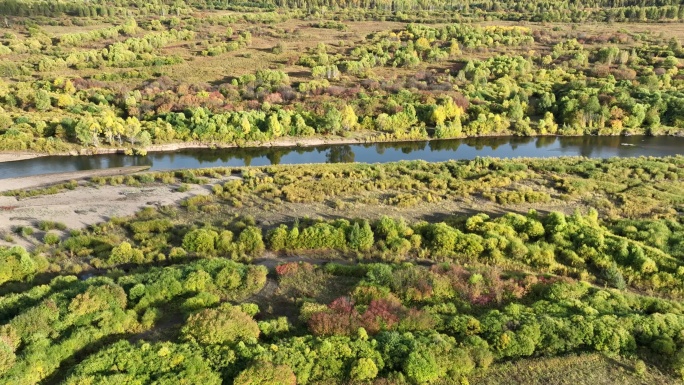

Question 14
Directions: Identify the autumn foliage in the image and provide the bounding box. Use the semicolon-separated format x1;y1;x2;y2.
308;296;434;336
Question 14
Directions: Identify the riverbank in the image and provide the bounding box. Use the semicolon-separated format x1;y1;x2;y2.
0;135;369;164
0;179;211;248
0;152;43;163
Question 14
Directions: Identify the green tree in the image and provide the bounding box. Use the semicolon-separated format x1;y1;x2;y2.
350;357;378;381
238;226;265;256
233;361;297;385
34;90;51;111
347;221;374;252
106;242;144;266
323;106;342;134
404;349;439;384
181;304;260;345
75;115;101;147
0;246;37;285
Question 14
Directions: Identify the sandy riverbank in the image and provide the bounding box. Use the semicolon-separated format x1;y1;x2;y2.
0;181;215;248
0;152;43;163
0;136;368;164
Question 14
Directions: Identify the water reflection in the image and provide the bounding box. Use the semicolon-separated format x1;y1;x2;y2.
326;145;356;163
535;136;557;148
1;136;682;180
428;140;459;152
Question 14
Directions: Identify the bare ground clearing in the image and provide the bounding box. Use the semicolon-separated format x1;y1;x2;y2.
0;181;210;248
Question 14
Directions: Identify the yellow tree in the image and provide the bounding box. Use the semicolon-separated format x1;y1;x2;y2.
99;110;125;145
75;115;102;147
341;105;358;131
431;105;447;127
449;39;461;57
124;116;143;144
267;113;283;138
240;115;251;137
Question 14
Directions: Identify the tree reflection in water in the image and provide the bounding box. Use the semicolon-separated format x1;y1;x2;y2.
0;136;681;180
373;141;428;155
429;140;460;152
326;145;355;163
535;136;557;149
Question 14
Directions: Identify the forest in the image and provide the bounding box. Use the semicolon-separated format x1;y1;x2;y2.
1;0;684;384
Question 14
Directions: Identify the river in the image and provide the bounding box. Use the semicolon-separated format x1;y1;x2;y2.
1;135;682;180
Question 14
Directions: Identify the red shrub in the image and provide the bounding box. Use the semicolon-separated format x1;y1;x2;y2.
263;92;284;104
432;264;529;306
308;295;427;336
309;297;360;336
611;67;637;81
275;261;315;277
361;298;402;333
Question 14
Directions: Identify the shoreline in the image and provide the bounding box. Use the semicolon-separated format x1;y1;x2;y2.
0;136;368;164
1;131;683;164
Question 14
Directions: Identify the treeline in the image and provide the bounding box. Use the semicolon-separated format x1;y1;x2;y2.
0;0;190;18
2;0;684;24
198;0;684;23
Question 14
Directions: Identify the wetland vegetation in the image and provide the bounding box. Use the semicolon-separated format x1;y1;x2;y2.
1;1;684;384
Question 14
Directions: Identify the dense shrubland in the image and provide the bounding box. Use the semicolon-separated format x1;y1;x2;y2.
0;156;683;383
2;211;684;383
9;202;683;297
0;258;267;384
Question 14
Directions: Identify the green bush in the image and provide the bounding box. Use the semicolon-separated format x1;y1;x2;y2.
183;228;219;257
181;304;260;345
43;232;60;245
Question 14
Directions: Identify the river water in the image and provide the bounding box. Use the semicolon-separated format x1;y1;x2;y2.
1;135;682;180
